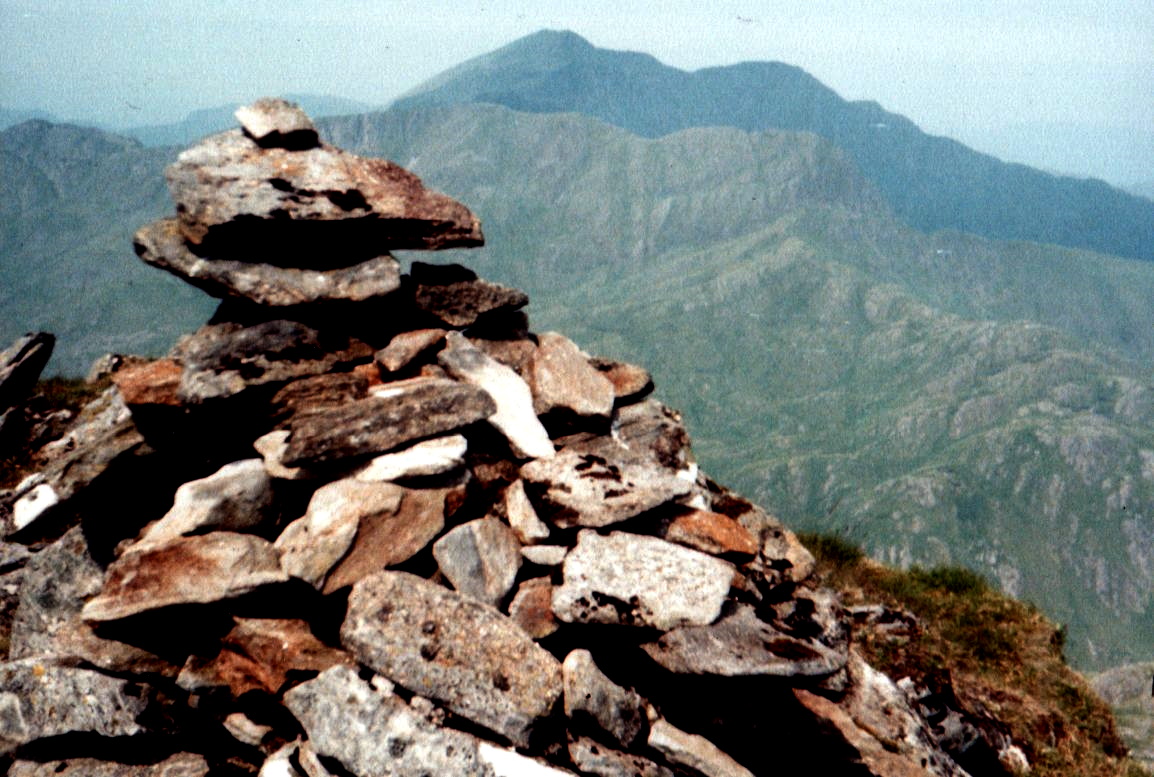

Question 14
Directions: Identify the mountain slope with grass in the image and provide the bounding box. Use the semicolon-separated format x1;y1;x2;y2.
394;29;1154;264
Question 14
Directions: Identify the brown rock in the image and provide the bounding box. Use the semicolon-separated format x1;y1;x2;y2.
282;376;495;467
411;262;528;327
178;617;354;697
472;337;538;376
567;735;674;777
8;753;209;777
270;371;368;425
134;218;403;306
508;577;558;639
340;570;563;746
376;328;446;373
322;486;456;594
664;509;759;559
82;532;289;622
589;356;654;404
112;358;183;407
528;332;615;419
166;129;483;264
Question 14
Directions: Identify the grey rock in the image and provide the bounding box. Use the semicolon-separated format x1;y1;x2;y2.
552;530;734;630
166;129;483;264
376;328;446;373
136;459;275;547
562;649;648;748
321;485;454;594
135;218;402;305
275;478;403;588
82;532;289;622
0;659;149;754
567;736;675;777
283;376;495;467
647;718;755;777
9;527;169;673
0;332;53;414
528;332;615;418
519;447;692;529
172;320;373;404
642;603;848;678
283;664;496;777
410;261;528;328
341;570;562;746
234;97;318;149
433;517;522;606
354;434;467;482
438;332;555;459
9;753;209;777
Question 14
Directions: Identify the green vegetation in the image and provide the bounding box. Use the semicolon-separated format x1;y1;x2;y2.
804;531;1148;777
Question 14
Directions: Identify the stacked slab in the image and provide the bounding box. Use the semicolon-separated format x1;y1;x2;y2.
0;100;992;776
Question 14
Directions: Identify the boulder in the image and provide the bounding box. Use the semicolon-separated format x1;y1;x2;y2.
552;530;734;630
340;570;562;746
166;126;483;264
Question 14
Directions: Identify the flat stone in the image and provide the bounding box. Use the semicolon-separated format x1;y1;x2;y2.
354;434;467;482
472;337;537;376
562;649;648;748
552;531;733;630
503;479;551;544
9;527;170;674
567;736;675;777
223;711;273;746
166;129;483;264
135;218;402;305
647;719;755;777
521;545;568;566
179;617;353;697
284;664;496;777
137;459;275;546
270;371;369;426
589;357;654;404
234;97;318;149
664;509;759;559
283;376;495;467
82;532;289;622
642;603;848;678
0;660;149;754
433;518;522;607
112;358;183;407
508;577;558;639
528;332;615;418
411;262;528;327
376;328;446;373
322;485;454;594
519;447;692;529
340;570;562;746
275;479;403;588
9;753;209;777
0;332;53;414
172;320;373;404
439;332;554;459
477;742;580;776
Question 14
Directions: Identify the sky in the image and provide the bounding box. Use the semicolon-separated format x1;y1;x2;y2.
1;0;1151;189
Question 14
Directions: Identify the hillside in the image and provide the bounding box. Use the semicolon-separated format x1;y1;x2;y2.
394;29;1154;264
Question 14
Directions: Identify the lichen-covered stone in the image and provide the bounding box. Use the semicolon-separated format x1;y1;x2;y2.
341;570;562;746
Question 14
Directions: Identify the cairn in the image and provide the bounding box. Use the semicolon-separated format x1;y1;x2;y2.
0;99;993;776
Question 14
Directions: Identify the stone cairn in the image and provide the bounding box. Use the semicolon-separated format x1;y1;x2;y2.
0;100;986;776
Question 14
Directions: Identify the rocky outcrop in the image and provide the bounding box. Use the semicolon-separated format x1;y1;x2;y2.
0;100;997;776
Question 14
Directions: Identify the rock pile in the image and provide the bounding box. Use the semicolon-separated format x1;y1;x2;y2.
1;100;993;776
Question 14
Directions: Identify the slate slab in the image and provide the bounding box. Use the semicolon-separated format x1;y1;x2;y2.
341;570;562;746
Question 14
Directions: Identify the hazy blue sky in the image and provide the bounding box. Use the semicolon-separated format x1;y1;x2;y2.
2;0;1151;187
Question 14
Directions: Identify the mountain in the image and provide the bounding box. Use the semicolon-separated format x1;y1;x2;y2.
0;107;57;130
5;101;1154;669
121;93;377;147
394;29;1154;264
